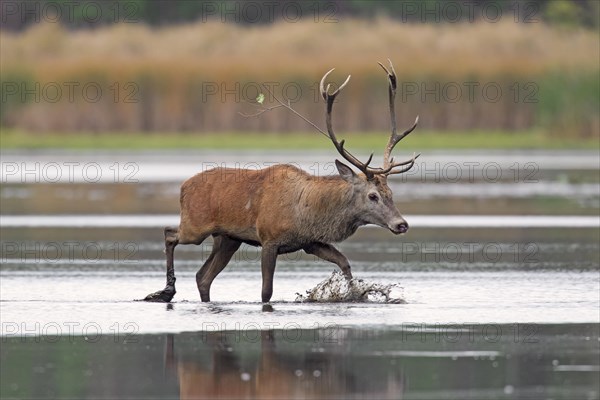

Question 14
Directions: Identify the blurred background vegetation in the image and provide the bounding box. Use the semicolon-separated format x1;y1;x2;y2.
3;0;599;29
1;0;598;148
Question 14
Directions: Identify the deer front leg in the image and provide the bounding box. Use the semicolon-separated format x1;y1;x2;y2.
144;226;179;302
304;242;353;279
261;245;278;303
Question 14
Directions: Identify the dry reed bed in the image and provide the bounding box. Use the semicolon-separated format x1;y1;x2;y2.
1;19;598;135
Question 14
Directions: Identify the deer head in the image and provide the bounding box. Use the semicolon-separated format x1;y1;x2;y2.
320;60;420;234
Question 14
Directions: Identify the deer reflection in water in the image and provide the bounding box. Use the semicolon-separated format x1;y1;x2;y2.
164;329;405;399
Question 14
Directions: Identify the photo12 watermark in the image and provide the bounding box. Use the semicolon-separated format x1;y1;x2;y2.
196;80;539;105
198;1;339;23
1;1;141;24
174;161;540;185
395;323;539;344
397;81;539;104
393;241;540;264
1;161;140;183
198;321;540;344
2;81;139;104
395;1;540;23
1;321;140;343
1;241;139;264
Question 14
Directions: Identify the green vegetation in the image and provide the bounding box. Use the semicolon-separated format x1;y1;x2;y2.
2;129;596;150
537;72;600;137
2;0;599;30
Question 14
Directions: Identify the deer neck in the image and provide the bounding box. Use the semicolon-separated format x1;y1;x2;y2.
294;177;362;243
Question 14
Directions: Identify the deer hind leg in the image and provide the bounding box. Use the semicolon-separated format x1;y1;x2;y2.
144;226;182;302
196;235;241;302
304;242;353;279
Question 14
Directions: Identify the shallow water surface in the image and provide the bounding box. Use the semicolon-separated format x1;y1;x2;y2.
1;224;599;398
1;325;599;400
1;150;599;399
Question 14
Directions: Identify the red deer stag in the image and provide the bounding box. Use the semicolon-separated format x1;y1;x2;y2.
144;60;419;303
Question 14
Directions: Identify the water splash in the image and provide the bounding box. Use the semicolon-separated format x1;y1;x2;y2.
295;270;405;303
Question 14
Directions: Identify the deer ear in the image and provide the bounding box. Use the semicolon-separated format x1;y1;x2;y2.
335;160;356;182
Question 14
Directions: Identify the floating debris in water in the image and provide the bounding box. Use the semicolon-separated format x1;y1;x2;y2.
295;270;405;303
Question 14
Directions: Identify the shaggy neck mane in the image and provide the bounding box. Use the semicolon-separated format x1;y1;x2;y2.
293;175;361;243
304;175;353;208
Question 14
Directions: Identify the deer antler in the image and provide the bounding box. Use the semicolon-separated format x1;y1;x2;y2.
378;59;420;175
320;69;406;179
321;64;419;178
320;69;372;177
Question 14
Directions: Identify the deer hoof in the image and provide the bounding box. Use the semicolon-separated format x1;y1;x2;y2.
143;286;176;302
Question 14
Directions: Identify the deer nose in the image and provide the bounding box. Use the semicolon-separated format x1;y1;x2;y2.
390;219;409;234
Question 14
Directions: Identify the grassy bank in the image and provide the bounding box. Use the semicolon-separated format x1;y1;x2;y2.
1;130;596;150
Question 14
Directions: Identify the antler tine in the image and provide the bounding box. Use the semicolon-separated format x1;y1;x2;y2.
379;59;419;175
386;153;420;175
364;152;374;167
320;69;351;100
377;58;396;81
382;116;419;174
377;61;389;75
319;68;335;100
387;152;421;168
372;153;420;175
332;74;351;96
385;115;419;155
380;59;399;167
387;58;397;77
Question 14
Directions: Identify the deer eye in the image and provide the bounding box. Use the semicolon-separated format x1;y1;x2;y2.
368;193;379;202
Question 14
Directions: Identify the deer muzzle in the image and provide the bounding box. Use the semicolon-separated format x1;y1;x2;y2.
388;219;409;235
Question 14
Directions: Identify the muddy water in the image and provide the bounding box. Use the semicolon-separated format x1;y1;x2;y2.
1;150;599;399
